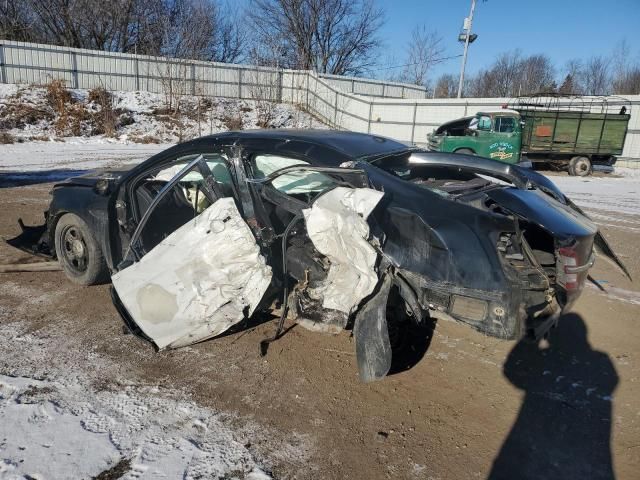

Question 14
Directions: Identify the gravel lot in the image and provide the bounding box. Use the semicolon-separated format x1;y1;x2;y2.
0;145;638;479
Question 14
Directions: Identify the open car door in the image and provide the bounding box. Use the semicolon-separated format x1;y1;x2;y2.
111;154;272;350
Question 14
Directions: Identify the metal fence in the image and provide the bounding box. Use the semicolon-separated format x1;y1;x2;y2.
301;73;640;159
1;39;638;159
0;39;426;100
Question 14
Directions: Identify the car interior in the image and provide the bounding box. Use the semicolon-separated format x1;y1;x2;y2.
132;153;234;252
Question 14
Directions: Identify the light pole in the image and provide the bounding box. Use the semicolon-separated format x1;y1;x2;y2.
457;0;477;98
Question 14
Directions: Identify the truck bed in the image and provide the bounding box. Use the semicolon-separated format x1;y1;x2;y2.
520;109;629;156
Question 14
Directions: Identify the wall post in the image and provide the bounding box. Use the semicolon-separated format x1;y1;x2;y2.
190;63;196;96
134;58;140;91
367;101;373;134
71;51;79;89
411;102;418;143
334;90;338;126
0;43;6;84
306;71;310;110
238;68;243;99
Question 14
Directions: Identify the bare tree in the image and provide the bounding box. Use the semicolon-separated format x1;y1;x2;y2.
611;39;640;94
0;0;36;42
560;60;585;94
468;50;519;97
583;55;611;95
248;0;384;75
399;25;444;87
518;54;555;94
1;0;245;63
433;73;458;98
613;68;640;95
466;50;555;97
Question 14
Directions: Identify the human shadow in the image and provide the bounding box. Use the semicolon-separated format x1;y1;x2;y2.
488;313;618;480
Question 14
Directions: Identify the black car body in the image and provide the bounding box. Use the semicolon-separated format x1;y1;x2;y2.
14;130;629;381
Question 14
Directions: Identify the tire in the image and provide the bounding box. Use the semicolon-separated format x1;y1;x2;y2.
568;156;592;177
54;213;108;285
455;148;475;155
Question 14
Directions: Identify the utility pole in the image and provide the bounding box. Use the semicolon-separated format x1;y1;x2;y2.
457;0;477;98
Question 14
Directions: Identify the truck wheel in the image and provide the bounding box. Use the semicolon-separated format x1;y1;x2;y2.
54;213;108;286
568;156;592;177
455;148;475;155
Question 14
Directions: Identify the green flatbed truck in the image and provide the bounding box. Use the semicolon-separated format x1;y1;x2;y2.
427;94;631;176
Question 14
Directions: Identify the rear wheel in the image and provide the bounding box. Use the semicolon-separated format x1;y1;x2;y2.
568;156;592;176
54;213;108;285
455;148;475;155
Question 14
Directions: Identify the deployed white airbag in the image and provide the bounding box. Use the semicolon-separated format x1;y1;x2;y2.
112;197;272;349
303;187;384;314
254;154;334;194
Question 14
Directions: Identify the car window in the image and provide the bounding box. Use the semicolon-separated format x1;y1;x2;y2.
134;152;233;252
253;154;336;196
477;115;492;131
494;116;516;133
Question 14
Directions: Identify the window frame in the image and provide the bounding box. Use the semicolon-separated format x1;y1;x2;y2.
123;155;222;263
494;116;516;133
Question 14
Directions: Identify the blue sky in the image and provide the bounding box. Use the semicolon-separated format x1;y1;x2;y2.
377;0;640;80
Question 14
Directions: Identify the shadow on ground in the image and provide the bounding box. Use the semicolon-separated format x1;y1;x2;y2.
388;316;437;376
0;169;88;188
488;312;618;480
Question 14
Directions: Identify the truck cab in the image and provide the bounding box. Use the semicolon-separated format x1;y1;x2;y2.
428;110;523;164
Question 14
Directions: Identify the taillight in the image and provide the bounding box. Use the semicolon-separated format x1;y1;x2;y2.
557;246;579;290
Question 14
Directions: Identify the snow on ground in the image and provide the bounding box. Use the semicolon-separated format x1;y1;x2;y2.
0;278;312;479
0;141;166;172
0;373;270;480
549;168;640;217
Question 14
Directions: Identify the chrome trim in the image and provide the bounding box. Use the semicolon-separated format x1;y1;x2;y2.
565;251;596;274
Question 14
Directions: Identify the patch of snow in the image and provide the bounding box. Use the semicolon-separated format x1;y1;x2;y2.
614;167;640;179
0;280;313;479
586;283;640;306
545;173;640;217
0;374;271;480
0;142;166;172
0;83;325;146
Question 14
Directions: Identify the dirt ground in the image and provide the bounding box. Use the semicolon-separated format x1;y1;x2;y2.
1;178;638;479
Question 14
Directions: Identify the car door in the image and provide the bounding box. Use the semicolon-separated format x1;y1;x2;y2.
489;115;521;164
110;152;273;350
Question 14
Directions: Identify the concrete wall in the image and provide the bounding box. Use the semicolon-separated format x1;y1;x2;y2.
1;39;638;159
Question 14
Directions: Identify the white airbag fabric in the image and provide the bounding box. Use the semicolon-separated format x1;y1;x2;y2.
303;187;384;314
112;197;272;349
254;154;334;194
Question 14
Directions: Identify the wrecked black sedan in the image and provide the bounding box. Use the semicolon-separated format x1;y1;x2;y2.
15;130;629;381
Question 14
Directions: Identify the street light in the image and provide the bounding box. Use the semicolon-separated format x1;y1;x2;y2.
457;0;477;98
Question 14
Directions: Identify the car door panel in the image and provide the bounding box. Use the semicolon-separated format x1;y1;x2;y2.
111;154;272;350
111;196;272;349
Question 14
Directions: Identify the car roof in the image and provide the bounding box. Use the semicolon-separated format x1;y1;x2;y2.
204;129;411;160
477;109;520;116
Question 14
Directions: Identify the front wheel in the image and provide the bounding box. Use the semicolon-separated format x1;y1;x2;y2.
568;156;592;176
455;148;475;155
54;213;108;285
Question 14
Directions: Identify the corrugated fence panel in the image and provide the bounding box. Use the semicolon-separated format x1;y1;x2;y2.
0;40;638;159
